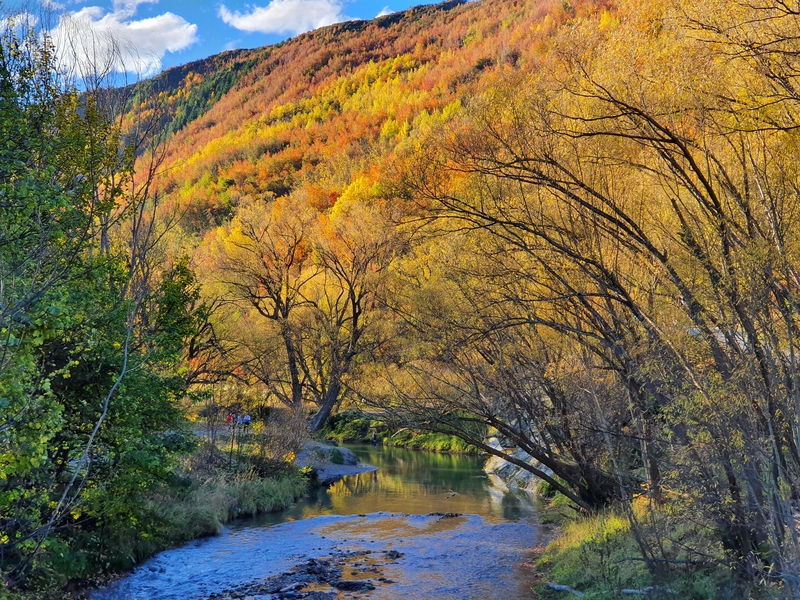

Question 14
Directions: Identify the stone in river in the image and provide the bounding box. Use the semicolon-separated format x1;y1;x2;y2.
332;580;376;592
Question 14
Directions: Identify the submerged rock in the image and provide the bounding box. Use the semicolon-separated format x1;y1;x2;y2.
332;580;376;591
207;548;396;599
427;512;461;519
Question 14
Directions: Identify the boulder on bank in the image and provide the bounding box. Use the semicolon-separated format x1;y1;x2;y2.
296;441;377;484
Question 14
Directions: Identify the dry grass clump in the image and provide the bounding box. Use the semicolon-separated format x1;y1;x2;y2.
249;410;309;476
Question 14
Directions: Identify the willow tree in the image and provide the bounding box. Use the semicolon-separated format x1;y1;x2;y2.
200;193;399;431
384;0;800;582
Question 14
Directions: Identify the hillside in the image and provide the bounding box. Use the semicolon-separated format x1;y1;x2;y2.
137;0;610;229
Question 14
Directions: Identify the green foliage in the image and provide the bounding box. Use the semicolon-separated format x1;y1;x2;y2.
165;61;254;136
299;465;315;479
536;501;749;599
328;448;345;464
0;24;208;594
388;430;478;453
322;410;385;443
537;479;556;498
321;411;479;453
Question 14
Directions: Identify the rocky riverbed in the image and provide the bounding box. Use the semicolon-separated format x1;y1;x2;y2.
205;548;405;599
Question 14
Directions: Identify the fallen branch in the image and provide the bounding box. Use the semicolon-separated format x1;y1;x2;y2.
546;582;585;597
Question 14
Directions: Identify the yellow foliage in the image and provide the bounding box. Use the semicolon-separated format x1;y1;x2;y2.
330;175;381;220
598;9;618;31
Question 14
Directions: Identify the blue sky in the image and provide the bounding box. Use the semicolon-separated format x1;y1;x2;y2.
14;0;430;77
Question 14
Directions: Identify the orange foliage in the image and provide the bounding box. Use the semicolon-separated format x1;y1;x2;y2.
139;0;611;231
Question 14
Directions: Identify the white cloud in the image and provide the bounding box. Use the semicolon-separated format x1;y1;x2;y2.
41;0;66;10
376;6;392;17
48;1;198;76
1;11;38;30
219;0;346;36
111;0;158;18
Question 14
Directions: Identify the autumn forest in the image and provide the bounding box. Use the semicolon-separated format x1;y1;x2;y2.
6;0;800;596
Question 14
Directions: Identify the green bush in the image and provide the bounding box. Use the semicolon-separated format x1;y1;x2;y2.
388;429;477;453
536;499;751;599
321;411;480;453
329;448;345;464
322;410;386;443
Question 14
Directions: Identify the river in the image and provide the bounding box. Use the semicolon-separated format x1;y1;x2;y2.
93;444;543;599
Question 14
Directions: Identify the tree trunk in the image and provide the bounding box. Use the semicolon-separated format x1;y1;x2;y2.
309;377;342;432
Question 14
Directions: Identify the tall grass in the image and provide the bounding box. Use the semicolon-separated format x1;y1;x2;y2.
147;471;307;543
536;497;753;599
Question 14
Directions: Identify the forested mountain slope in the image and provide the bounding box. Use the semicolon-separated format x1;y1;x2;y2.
139;0;615;441
141;0;609;228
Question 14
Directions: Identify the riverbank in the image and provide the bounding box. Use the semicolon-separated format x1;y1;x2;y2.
321;411;479;453
476;441;761;598
533;496;760;599
26;440;374;599
12;443;308;600
23;473;308;600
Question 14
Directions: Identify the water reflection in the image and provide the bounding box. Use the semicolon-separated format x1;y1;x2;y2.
248;444;536;528
94;445;541;599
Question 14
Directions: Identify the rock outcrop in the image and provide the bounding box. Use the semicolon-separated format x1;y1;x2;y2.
295;441;377;484
482;437;553;495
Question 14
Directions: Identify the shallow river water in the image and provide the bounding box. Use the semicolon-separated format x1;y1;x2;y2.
93;444;543;599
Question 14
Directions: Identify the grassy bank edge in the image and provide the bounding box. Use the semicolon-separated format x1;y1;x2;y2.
532;497;766;600
147;470;308;541
321;411;479;454
14;471;308;600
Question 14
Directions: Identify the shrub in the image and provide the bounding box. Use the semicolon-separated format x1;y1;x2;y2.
329;448;345;464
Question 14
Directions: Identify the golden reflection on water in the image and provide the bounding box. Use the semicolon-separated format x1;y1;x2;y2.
317;513;468;541
247;444;536;528
321;470;493;516
305;445;535;521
